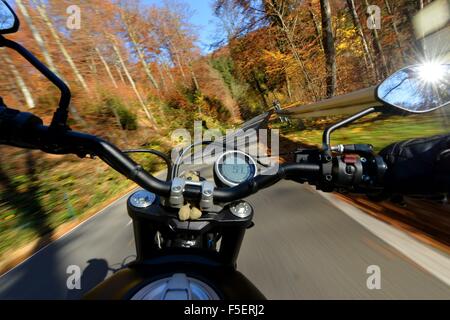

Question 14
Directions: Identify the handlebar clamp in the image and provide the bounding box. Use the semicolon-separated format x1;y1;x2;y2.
169;177;185;208
200;181;215;211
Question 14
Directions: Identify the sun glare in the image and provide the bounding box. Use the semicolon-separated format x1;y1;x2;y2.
417;62;446;84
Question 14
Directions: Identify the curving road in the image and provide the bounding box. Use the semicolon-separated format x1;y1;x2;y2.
0;166;449;299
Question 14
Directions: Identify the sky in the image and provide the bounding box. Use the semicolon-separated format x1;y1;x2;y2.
142;0;220;53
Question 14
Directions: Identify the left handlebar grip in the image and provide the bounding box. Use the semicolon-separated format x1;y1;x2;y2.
0;106;44;149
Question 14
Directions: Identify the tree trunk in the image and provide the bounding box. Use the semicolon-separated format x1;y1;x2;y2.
15;0;59;74
346;0;377;79
418;0;424;9
95;47;118;88
32;0;89;92
123;22;160;91
268;2;315;100
162;61;175;85
175;51;187;82
285;72;293;101
1;50;35;109
120;9;167;120
276;15;318;99
155;62;167;92
166;39;187;83
252;71;269;109
88;56;97;75
363;0;388;78
119;8;160;91
114;64;127;85
111;41;157;128
188;61;200;92
384;0;405;62
18;0;88;125
320;0;337;98
308;1;324;51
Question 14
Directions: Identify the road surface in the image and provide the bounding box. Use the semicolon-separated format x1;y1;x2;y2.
0;166;449;299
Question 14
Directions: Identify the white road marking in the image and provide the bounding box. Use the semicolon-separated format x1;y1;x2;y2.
126;220;133;227
317;190;450;286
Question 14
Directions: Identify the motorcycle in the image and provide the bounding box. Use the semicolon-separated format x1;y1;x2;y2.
0;1;449;300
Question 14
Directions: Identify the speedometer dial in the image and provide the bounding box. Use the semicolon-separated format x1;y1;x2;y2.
214;151;257;187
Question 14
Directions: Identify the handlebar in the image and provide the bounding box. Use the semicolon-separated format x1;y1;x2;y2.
35;125;321;203
0;105;324;203
35;125;174;196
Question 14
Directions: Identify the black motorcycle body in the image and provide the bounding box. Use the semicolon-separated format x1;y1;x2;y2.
85;194;264;299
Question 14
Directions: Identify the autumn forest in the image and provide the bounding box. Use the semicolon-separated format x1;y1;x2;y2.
0;0;448;262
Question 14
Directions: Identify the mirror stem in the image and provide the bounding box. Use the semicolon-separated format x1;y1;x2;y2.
322;107;376;151
0;35;71;129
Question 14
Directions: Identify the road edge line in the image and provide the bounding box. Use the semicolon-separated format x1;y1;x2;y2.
317;190;450;286
0;187;137;278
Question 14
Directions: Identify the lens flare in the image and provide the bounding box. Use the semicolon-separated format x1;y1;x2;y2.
417;62;445;83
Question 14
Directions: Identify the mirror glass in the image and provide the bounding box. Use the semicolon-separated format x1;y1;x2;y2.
377;63;450;113
0;1;17;33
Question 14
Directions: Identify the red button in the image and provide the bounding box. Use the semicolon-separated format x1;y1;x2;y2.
343;154;358;164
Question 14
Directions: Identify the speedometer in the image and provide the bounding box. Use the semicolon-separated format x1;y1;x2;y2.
214;151;257;187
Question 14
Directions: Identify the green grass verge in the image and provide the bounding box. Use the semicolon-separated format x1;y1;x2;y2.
280;114;449;152
0;157;135;258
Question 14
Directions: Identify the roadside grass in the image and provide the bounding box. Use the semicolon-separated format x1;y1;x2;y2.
0;156;134;258
0;136;173;260
278;113;449;152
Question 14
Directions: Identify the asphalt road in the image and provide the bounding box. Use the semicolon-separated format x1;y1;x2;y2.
0;168;449;299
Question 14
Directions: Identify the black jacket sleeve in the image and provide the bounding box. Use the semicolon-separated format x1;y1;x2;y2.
379;134;450;196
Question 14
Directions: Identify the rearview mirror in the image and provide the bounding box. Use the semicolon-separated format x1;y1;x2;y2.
0;0;19;34
376;63;450;113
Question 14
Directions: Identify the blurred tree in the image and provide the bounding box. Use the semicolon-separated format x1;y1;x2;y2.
0;50;35;109
110;33;157;127
319;0;336;97
308;0;324;51
346;0;376;79
263;0;319;100
31;0;90;92
362;0;388;78
15;0;59;75
118;0;160;91
384;0;404;58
